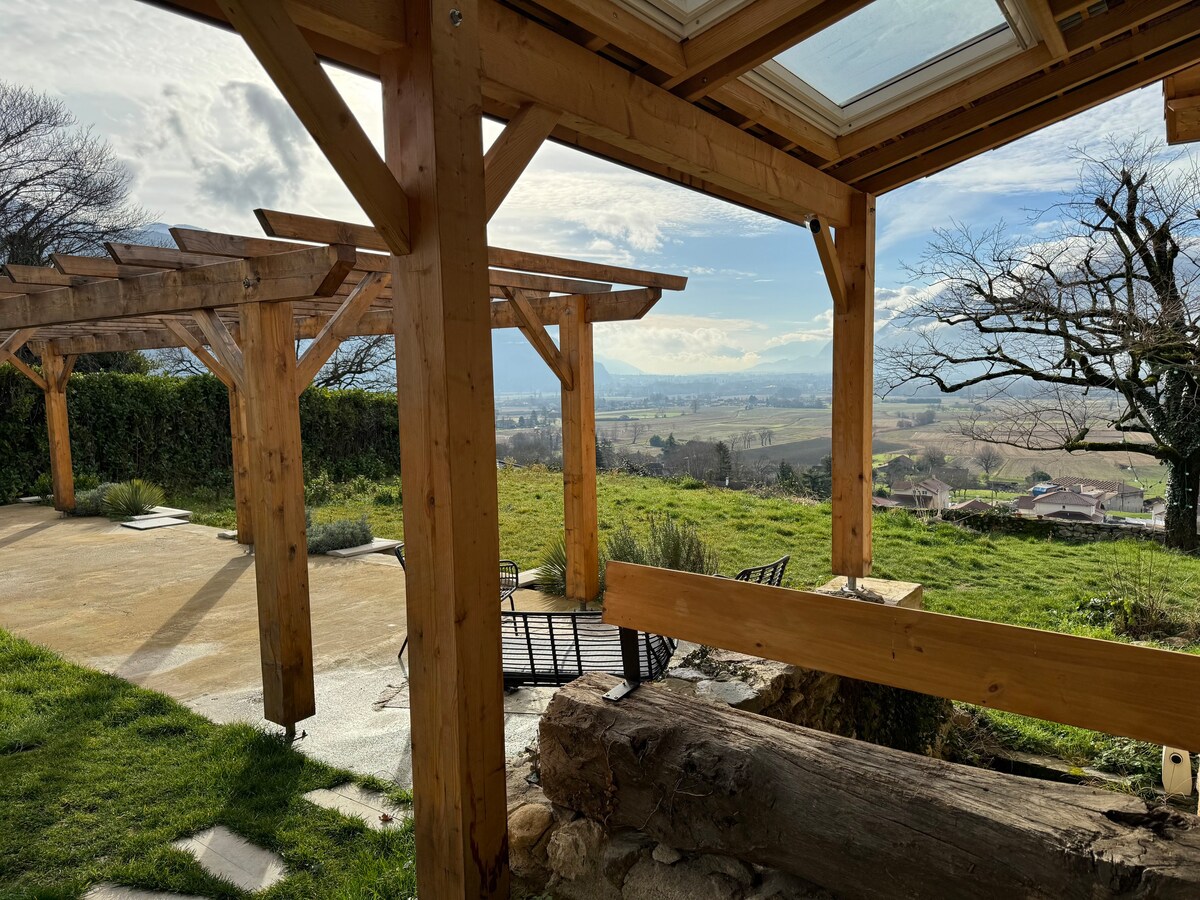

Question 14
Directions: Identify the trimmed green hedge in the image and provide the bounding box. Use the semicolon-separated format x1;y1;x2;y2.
0;368;400;502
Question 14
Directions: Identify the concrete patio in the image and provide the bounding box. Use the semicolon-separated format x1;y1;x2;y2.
0;503;561;786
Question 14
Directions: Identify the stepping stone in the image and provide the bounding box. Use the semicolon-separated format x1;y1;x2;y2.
171;825;286;893
84;886;208;900
324;538;402;558
130;506;193;521
216;530;239;541
17;496;43;504
121;517;189;530
304;783;411;830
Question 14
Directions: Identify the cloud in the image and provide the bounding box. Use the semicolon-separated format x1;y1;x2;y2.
595;314;768;373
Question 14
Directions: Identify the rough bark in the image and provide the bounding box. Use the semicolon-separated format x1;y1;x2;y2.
540;673;1200;900
1164;458;1200;553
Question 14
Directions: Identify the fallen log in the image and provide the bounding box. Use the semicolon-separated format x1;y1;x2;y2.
539;673;1200;900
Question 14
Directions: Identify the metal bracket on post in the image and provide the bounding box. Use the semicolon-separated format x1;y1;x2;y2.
603;626;642;701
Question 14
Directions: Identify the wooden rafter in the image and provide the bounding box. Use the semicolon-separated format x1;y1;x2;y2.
666;0;873;102
830;6;1200;189
0;244;354;330
295;270;389;391
1025;0;1069;58
256;208;689;289
504;287;573;388
485;103;561;219
216;0;412;255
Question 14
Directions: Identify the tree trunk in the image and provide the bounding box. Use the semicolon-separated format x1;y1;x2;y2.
540;673;1200;900
1163;458;1199;552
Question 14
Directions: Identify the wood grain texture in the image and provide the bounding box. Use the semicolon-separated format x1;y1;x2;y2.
484;103;560;220
540;673;1200;900
241;299;314;726
506;288;572;389
830;194;874;577
381;1;510;892
217;0;411;254
603;563;1200;749
40;349;75;512
559;294;600;605
228;382;254;546
295;270;388;391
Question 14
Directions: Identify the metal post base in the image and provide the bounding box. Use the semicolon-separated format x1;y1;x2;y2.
603;679;641;702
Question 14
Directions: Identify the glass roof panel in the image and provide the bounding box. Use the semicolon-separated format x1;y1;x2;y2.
773;0;1009;107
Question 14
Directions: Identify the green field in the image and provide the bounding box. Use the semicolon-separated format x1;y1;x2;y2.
183;468;1197;783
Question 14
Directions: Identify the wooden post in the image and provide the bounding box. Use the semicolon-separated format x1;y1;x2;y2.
382;1;510;894
41;349;75;513
240;299;314;727
830;193;876;578
228;384;254;545
560;295;600;605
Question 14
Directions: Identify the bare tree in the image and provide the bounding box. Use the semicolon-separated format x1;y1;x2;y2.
881;138;1200;549
758;427;774;447
307;335;395;391
629;420;647;444
1;82;150;265
975;445;1003;495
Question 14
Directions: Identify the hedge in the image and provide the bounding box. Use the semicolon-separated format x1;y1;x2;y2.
0;368;400;502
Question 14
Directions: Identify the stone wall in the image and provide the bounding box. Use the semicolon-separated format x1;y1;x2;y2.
940;508;1164;544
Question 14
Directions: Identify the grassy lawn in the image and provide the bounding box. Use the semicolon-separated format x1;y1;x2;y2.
180;469;1199;781
0;630;415;899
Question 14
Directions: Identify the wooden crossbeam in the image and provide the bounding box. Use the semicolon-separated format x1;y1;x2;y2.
485;103;561;220
604;562;1200;750
2;265;101;288
833;6;1200;187
1025;0;1069;58
257;209;688;289
164;320;237;389
172;226;616;294
106;242;226;269
1062;0;1194;54
666;0;873;102
191;308;246;389
52;254;165;278
859;31;1200;194
504;288;573;389
295;270;389;392
0;244;354;330
0;328;45;390
217;0;411;255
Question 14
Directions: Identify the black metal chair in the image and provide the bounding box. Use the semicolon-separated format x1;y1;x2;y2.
499;610;676;690
396;543;523;659
733;554;790;586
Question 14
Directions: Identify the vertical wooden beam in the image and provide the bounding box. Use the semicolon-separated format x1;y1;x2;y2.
830;193;876;578
240;299;314;727
228;384;255;545
40;348;75;513
381;1;509;895
559;294;600;605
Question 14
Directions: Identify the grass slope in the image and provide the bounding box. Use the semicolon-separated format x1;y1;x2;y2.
0;631;415;899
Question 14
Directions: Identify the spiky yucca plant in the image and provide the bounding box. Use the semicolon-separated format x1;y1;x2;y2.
102;479;165;518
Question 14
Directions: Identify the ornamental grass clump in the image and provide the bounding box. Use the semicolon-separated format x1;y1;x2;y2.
306;514;373;555
102;480;165;518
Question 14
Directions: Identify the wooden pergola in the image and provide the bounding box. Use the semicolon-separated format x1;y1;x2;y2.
7;0;1200;894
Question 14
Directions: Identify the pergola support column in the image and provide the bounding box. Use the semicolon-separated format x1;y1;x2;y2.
41;348;75;513
828;194;876;578
559;295;600;605
228;384;254;545
382;1;510;893
240;299;314;727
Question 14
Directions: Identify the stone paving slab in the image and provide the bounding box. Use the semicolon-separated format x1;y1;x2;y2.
171;825;286;893
84;886;209;900
304;782;412;830
121;517;189;530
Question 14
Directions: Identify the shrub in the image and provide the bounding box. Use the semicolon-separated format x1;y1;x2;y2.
534;535;570;596
605;523;647;566
645;513;718;575
305;471;336;505
306;515;373;555
103;479;165;518
68;483;117;517
30;472;53;498
1082;542;1200;640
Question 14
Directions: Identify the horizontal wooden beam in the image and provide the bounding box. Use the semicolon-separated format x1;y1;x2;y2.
604;563;1200;750
0;244;354;330
477;1;857;227
257;209;687;289
106;242;225;269
833;6;1200;187
1062;0;1194;54
217;0;412;254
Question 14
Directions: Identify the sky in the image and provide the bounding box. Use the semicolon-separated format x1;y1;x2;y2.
0;0;1180;376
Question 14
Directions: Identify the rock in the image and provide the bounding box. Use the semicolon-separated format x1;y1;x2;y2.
602;832;652;885
548;817;607;881
746;870;835;899
508;802;555;879
652;843;683;865
695;853;754;885
621;855;748;899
